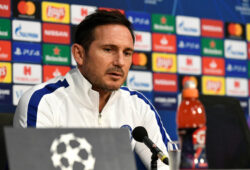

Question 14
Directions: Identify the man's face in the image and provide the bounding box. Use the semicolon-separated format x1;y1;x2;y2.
79;24;134;92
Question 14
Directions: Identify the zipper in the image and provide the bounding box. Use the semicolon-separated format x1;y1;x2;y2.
98;112;102;126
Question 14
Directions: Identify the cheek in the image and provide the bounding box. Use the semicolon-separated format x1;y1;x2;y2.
125;60;132;70
86;57;105;69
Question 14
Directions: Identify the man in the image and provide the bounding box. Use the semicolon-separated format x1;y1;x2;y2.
14;10;172;169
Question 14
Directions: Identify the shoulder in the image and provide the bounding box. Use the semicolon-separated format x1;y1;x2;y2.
119;86;154;109
19;75;70;106
14;75;71;127
120;86;147;100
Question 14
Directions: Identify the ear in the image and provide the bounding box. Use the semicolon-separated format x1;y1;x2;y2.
72;43;86;66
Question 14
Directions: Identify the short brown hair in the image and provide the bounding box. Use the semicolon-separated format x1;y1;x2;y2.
74;10;135;52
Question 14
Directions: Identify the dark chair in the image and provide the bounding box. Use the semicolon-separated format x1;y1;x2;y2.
0;113;14;170
200;95;250;169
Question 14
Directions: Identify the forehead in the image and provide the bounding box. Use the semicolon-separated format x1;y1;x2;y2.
92;24;134;46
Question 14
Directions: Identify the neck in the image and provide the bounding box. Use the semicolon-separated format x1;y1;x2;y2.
93;87;112;113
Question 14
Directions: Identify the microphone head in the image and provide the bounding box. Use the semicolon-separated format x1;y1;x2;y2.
132;126;148;142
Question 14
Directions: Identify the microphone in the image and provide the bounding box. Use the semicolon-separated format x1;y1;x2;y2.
132;126;169;165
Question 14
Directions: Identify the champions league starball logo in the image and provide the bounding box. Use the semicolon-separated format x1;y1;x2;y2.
50;133;96;170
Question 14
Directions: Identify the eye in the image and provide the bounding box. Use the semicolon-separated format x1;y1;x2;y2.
104;48;112;52
124;51;133;57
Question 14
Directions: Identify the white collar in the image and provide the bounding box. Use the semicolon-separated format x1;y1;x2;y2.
67;68;119;110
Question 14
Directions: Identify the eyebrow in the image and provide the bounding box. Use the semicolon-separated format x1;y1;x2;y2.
102;44;134;52
125;47;134;53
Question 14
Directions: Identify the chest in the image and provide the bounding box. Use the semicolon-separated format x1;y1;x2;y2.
54;100;138;129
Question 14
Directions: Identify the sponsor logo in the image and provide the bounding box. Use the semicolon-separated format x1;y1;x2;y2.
13;63;41;84
42;1;70;23
134;31;151;51
24;66;31;75
131;52;151;71
248;61;250;78
43;65;71;82
126;11;151;31
43;44;70;65
224;40;247;60
71;5;96;25
0;40;11;61
152;33;176;53
238;98;248;115
152;52;176;73
247;24;250;42
154;92;177;110
225;22;245;40
178;55;201;75
248;43;250;59
226;77;248;97
202;38;223;56
13;0;40;19
0;84;11;104
50;133;96;170
193;127;206;145
132;53;147;66
43;23;70;44
13;85;32;105
12;42;41;63
177;36;200;55
226;59;247;77
0;62;11;83
0;0;11;17
98;7;124;14
176;16;200;36
151;14;175;33
127;71;152;91
201;19;224;38
202;76;225;95
202;57;225;76
12;20;41;42
0;88;10;95
0;18;11;39
239;99;248;108
206;80;222;92
153;73;177;92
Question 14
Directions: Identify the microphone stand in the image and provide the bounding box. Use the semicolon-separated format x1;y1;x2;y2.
151;152;158;170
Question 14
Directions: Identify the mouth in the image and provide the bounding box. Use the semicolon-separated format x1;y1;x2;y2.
106;67;125;81
107;72;123;80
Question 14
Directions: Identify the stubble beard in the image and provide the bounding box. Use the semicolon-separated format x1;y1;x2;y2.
92;74;126;92
81;53;127;92
84;69;126;92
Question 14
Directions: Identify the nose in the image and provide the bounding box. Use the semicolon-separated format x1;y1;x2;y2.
113;51;125;67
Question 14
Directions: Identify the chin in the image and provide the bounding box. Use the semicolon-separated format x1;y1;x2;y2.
107;85;121;91
105;83;122;91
